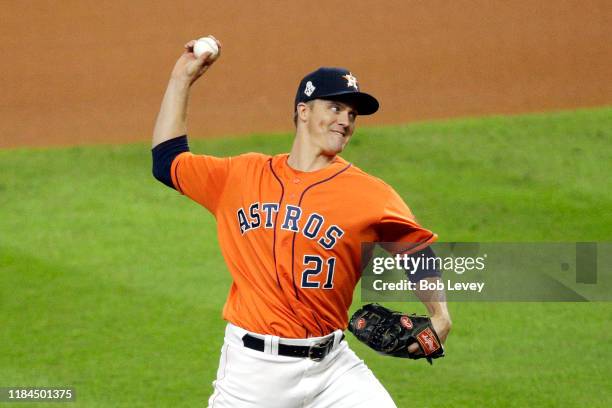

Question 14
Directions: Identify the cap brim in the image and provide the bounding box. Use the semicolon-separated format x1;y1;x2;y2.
319;91;379;115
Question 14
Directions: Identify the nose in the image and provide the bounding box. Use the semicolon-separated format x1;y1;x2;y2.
337;110;350;127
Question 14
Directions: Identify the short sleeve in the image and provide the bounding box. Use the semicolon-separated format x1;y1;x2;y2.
170;152;231;214
376;187;437;254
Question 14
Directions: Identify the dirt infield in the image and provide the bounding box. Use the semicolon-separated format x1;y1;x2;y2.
1;0;610;148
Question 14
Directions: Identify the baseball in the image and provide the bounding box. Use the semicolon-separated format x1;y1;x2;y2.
193;36;219;59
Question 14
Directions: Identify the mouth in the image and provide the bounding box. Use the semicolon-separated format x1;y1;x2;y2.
330;129;346;137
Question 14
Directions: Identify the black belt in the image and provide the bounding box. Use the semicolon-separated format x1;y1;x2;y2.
242;333;345;362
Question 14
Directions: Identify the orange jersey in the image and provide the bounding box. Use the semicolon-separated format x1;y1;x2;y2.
171;152;437;338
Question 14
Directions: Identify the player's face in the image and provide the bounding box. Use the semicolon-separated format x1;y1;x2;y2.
306;99;357;156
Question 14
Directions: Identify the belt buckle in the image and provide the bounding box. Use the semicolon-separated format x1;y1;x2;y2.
307;337;333;362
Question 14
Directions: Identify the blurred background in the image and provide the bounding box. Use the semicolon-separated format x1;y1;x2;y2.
1;0;610;147
1;1;611;407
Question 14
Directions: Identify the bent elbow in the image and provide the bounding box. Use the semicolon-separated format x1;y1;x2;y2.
151;135;189;190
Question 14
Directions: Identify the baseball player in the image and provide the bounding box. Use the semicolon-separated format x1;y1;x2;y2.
152;38;451;407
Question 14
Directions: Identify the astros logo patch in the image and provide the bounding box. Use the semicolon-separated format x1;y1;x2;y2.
416;328;441;354
400;315;413;329
356;318;366;330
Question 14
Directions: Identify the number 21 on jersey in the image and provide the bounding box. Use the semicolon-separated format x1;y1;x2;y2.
301;255;336;289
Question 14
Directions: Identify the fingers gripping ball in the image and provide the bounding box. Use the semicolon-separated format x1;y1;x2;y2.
349;303;445;364
194;36;219;59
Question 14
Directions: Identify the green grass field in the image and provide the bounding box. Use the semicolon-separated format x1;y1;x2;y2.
1;107;611;407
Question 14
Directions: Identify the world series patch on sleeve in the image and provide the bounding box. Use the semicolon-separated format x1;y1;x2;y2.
348;303;445;364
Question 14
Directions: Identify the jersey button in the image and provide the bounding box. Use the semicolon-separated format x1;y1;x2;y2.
293;178;301;184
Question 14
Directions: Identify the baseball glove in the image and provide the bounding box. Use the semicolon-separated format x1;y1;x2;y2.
348;303;444;364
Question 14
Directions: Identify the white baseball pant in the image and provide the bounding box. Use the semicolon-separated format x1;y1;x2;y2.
207;323;397;408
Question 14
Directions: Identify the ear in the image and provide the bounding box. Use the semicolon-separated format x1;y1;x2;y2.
296;102;310;123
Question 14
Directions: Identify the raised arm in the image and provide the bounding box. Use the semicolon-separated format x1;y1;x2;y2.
152;37;221;148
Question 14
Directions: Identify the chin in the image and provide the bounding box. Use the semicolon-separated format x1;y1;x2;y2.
319;132;350;156
326;138;349;155
324;143;345;156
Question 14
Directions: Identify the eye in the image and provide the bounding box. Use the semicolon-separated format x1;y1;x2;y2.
330;104;341;113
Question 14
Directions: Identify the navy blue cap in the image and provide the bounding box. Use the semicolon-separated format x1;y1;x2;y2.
294;67;379;115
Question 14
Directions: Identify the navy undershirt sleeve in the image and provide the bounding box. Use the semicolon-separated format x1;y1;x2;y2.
405;245;442;283
152;135;190;189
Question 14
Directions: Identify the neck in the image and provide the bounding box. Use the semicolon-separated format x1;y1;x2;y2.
287;130;335;172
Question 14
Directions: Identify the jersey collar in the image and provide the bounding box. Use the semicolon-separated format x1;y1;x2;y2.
272;154;350;184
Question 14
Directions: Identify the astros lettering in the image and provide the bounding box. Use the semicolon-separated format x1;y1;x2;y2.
237;202;344;249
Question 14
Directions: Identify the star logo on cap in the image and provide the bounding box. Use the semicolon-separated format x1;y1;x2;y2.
343;73;358;90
